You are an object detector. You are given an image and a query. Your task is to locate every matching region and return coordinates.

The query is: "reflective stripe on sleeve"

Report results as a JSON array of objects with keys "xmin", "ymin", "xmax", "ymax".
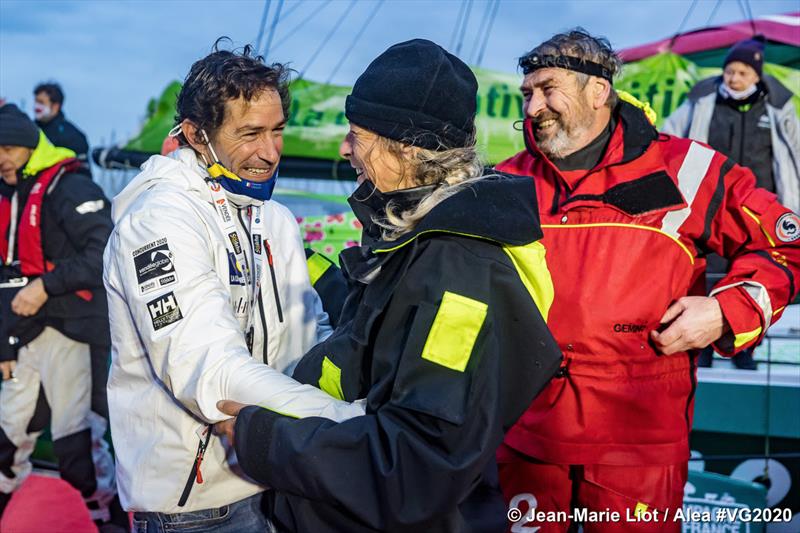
[{"xmin": 307, "ymin": 252, "xmax": 333, "ymax": 287}]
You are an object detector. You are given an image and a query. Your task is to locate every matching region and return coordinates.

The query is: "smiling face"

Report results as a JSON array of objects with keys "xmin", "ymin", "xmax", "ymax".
[
  {"xmin": 520, "ymin": 67, "xmax": 609, "ymax": 159},
  {"xmin": 202, "ymin": 89, "xmax": 286, "ymax": 183},
  {"xmin": 339, "ymin": 123, "xmax": 414, "ymax": 192}
]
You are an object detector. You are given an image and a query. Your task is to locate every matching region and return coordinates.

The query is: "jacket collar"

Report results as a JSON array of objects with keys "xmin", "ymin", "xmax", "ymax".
[
  {"xmin": 340, "ymin": 173, "xmax": 542, "ymax": 283},
  {"xmin": 522, "ymin": 100, "xmax": 659, "ymax": 184},
  {"xmin": 358, "ymin": 173, "xmax": 543, "ymax": 254},
  {"xmin": 23, "ymin": 131, "xmax": 76, "ymax": 177}
]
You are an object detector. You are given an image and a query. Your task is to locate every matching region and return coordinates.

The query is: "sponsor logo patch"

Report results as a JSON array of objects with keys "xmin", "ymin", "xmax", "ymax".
[
  {"xmin": 215, "ymin": 199, "xmax": 233, "ymax": 223},
  {"xmin": 228, "ymin": 252, "xmax": 246, "ymax": 285},
  {"xmin": 228, "ymin": 232, "xmax": 242, "ymax": 255},
  {"xmin": 775, "ymin": 212, "xmax": 800, "ymax": 243},
  {"xmin": 252, "ymin": 233, "xmax": 262, "ymax": 255},
  {"xmin": 139, "ymin": 281, "xmax": 156, "ymax": 294},
  {"xmin": 133, "ymin": 238, "xmax": 178, "ymax": 294},
  {"xmin": 613, "ymin": 323, "xmax": 647, "ymax": 334},
  {"xmin": 147, "ymin": 292, "xmax": 183, "ymax": 330}
]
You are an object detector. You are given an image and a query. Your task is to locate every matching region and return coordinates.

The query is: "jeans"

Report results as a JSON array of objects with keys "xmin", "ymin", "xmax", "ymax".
[{"xmin": 132, "ymin": 493, "xmax": 273, "ymax": 532}]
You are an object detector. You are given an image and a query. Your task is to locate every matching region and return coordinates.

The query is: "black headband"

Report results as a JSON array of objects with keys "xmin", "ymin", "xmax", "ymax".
[{"xmin": 519, "ymin": 54, "xmax": 613, "ymax": 82}]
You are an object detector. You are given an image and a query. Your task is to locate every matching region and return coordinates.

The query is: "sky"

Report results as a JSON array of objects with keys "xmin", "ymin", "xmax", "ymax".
[{"xmin": 1, "ymin": 0, "xmax": 797, "ymax": 149}]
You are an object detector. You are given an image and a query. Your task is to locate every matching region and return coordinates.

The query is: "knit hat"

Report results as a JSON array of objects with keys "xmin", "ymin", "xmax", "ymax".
[
  {"xmin": 0, "ymin": 104, "xmax": 40, "ymax": 148},
  {"xmin": 345, "ymin": 39, "xmax": 477, "ymax": 151},
  {"xmin": 724, "ymin": 38, "xmax": 765, "ymax": 77}
]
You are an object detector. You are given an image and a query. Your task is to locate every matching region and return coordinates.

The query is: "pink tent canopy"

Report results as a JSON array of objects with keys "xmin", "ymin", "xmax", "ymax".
[{"xmin": 619, "ymin": 12, "xmax": 800, "ymax": 62}]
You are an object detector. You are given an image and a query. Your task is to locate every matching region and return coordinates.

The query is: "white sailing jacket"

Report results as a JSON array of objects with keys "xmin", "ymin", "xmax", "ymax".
[{"xmin": 104, "ymin": 148, "xmax": 363, "ymax": 513}]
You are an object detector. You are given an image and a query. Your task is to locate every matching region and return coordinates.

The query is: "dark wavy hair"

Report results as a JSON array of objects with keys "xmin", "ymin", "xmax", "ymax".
[
  {"xmin": 34, "ymin": 82, "xmax": 64, "ymax": 106},
  {"xmin": 175, "ymin": 37, "xmax": 291, "ymax": 146}
]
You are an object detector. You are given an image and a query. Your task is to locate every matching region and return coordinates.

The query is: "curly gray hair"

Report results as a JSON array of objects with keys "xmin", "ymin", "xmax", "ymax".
[{"xmin": 519, "ymin": 28, "xmax": 622, "ymax": 108}]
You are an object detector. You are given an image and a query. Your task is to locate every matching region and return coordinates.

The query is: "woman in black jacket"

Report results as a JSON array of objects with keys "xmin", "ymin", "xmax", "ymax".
[{"xmin": 217, "ymin": 39, "xmax": 562, "ymax": 533}]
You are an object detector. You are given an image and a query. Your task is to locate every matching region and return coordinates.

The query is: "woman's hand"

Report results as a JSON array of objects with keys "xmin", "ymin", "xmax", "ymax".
[{"xmin": 214, "ymin": 400, "xmax": 248, "ymax": 445}]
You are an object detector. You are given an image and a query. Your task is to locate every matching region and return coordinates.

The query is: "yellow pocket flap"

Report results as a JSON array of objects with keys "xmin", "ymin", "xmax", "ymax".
[{"xmin": 421, "ymin": 291, "xmax": 488, "ymax": 372}]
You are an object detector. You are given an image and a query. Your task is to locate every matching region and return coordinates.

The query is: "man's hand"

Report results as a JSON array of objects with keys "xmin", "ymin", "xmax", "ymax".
[
  {"xmin": 214, "ymin": 400, "xmax": 248, "ymax": 446},
  {"xmin": 651, "ymin": 296, "xmax": 730, "ymax": 355},
  {"xmin": 0, "ymin": 361, "xmax": 16, "ymax": 381},
  {"xmin": 11, "ymin": 278, "xmax": 48, "ymax": 317}
]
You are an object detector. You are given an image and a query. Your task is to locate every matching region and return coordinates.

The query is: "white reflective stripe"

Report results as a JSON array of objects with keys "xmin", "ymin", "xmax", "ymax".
[
  {"xmin": 710, "ymin": 280, "xmax": 773, "ymax": 330},
  {"xmin": 660, "ymin": 142, "xmax": 715, "ymax": 237},
  {"xmin": 75, "ymin": 199, "xmax": 104, "ymax": 214},
  {"xmin": 6, "ymin": 192, "xmax": 18, "ymax": 265}
]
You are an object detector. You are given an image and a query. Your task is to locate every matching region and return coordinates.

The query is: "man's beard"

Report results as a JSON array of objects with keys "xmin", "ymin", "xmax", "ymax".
[{"xmin": 532, "ymin": 103, "xmax": 594, "ymax": 160}]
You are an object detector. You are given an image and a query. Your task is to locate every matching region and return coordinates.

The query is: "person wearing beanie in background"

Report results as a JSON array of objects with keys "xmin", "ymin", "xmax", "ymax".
[
  {"xmin": 33, "ymin": 82, "xmax": 90, "ymax": 164},
  {"xmin": 0, "ymin": 104, "xmax": 126, "ymax": 531},
  {"xmin": 214, "ymin": 38, "xmax": 562, "ymax": 533},
  {"xmin": 663, "ymin": 37, "xmax": 800, "ymax": 369}
]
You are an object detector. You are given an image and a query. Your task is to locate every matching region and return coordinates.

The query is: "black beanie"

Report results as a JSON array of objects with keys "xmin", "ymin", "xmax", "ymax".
[
  {"xmin": 724, "ymin": 38, "xmax": 765, "ymax": 77},
  {"xmin": 0, "ymin": 104, "xmax": 39, "ymax": 148},
  {"xmin": 345, "ymin": 39, "xmax": 478, "ymax": 151}
]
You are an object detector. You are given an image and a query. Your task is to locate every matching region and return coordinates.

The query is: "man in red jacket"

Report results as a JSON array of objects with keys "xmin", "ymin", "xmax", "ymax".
[{"xmin": 496, "ymin": 28, "xmax": 800, "ymax": 532}]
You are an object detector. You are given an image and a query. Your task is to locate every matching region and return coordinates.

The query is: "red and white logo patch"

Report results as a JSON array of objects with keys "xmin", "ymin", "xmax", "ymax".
[{"xmin": 775, "ymin": 212, "xmax": 800, "ymax": 243}]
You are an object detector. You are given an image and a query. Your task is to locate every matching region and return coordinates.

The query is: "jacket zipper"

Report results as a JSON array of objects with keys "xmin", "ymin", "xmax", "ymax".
[
  {"xmin": 236, "ymin": 209, "xmax": 269, "ymax": 362},
  {"xmin": 177, "ymin": 424, "xmax": 212, "ymax": 507},
  {"xmin": 264, "ymin": 239, "xmax": 284, "ymax": 323}
]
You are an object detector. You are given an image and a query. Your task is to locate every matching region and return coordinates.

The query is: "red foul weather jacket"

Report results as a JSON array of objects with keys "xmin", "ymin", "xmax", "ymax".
[{"xmin": 496, "ymin": 101, "xmax": 800, "ymax": 466}]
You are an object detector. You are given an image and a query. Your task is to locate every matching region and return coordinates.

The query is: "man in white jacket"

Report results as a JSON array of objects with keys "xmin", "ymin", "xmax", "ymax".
[{"xmin": 104, "ymin": 42, "xmax": 363, "ymax": 531}]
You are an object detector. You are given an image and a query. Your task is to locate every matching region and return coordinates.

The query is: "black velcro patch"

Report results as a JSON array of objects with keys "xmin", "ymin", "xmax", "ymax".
[
  {"xmin": 603, "ymin": 171, "xmax": 685, "ymax": 215},
  {"xmin": 565, "ymin": 171, "xmax": 685, "ymax": 215}
]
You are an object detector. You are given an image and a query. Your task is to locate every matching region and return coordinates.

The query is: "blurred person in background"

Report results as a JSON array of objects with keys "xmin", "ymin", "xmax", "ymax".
[
  {"xmin": 0, "ymin": 104, "xmax": 125, "ymax": 531},
  {"xmin": 33, "ymin": 82, "xmax": 90, "ymax": 166}
]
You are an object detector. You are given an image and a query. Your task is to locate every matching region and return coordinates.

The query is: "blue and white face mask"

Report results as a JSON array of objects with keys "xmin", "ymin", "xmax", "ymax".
[{"xmin": 170, "ymin": 125, "xmax": 278, "ymax": 201}]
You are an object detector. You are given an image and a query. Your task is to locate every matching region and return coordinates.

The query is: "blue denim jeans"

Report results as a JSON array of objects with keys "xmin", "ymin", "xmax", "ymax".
[{"xmin": 132, "ymin": 493, "xmax": 273, "ymax": 532}]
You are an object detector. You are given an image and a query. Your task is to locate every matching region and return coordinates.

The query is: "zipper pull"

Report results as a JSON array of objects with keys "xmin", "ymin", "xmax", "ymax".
[
  {"xmin": 195, "ymin": 426, "xmax": 210, "ymax": 484},
  {"xmin": 195, "ymin": 451, "xmax": 205, "ymax": 484},
  {"xmin": 264, "ymin": 239, "xmax": 274, "ymax": 267},
  {"xmin": 263, "ymin": 239, "xmax": 284, "ymax": 322}
]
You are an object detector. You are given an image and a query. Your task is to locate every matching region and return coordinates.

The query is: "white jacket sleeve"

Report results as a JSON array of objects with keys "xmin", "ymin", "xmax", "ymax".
[
  {"xmin": 661, "ymin": 100, "xmax": 693, "ymax": 137},
  {"xmin": 105, "ymin": 196, "xmax": 363, "ymax": 424}
]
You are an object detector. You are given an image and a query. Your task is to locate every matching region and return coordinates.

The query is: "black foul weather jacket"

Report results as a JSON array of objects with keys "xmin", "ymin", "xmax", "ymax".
[
  {"xmin": 233, "ymin": 174, "xmax": 563, "ymax": 533},
  {"xmin": 37, "ymin": 111, "xmax": 90, "ymax": 162},
  {"xmin": 0, "ymin": 140, "xmax": 112, "ymax": 353}
]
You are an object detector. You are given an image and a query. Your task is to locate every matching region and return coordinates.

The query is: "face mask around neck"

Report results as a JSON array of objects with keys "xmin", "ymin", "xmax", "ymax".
[{"xmin": 720, "ymin": 82, "xmax": 758, "ymax": 101}]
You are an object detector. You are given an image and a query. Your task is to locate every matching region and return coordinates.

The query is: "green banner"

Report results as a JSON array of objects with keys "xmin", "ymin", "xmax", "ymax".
[
  {"xmin": 123, "ymin": 70, "xmax": 526, "ymax": 163},
  {"xmin": 124, "ymin": 81, "xmax": 182, "ymax": 153},
  {"xmin": 125, "ymin": 56, "xmax": 798, "ymax": 158},
  {"xmin": 283, "ymin": 68, "xmax": 524, "ymax": 163}
]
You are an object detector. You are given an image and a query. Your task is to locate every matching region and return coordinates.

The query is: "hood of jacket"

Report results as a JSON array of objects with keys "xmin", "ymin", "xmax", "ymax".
[{"xmin": 112, "ymin": 147, "xmax": 262, "ymax": 224}]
